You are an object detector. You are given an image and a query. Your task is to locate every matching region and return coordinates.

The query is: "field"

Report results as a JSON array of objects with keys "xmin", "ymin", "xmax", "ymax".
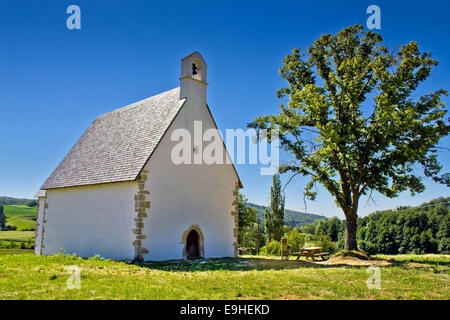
[
  {"xmin": 0, "ymin": 205, "xmax": 37, "ymax": 248},
  {"xmin": 0, "ymin": 250, "xmax": 448, "ymax": 300},
  {"xmin": 2, "ymin": 205, "xmax": 37, "ymax": 231},
  {"xmin": 0, "ymin": 231, "xmax": 35, "ymax": 242}
]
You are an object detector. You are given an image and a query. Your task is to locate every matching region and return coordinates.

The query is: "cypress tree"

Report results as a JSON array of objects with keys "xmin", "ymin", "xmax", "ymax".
[
  {"xmin": 0, "ymin": 205, "xmax": 6, "ymax": 230},
  {"xmin": 270, "ymin": 174, "xmax": 285, "ymax": 241}
]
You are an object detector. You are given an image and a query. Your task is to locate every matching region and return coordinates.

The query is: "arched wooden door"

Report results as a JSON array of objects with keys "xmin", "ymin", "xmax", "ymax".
[{"xmin": 186, "ymin": 230, "xmax": 200, "ymax": 259}]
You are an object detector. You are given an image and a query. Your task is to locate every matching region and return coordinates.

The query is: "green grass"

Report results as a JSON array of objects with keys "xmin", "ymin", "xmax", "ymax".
[
  {"xmin": 0, "ymin": 248, "xmax": 33, "ymax": 255},
  {"xmin": 0, "ymin": 251, "xmax": 448, "ymax": 300},
  {"xmin": 2, "ymin": 205, "xmax": 37, "ymax": 231},
  {"xmin": 3, "ymin": 205, "xmax": 37, "ymax": 218},
  {"xmin": 0, "ymin": 231, "xmax": 35, "ymax": 242},
  {"xmin": 6, "ymin": 217, "xmax": 36, "ymax": 230}
]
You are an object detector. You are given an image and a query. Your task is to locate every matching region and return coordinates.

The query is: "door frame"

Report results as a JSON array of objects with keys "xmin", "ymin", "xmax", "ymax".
[{"xmin": 181, "ymin": 225, "xmax": 205, "ymax": 259}]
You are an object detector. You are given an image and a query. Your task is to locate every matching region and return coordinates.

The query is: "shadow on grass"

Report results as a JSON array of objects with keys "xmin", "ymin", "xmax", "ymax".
[
  {"xmin": 0, "ymin": 248, "xmax": 34, "ymax": 255},
  {"xmin": 138, "ymin": 254, "xmax": 450, "ymax": 272},
  {"xmin": 138, "ymin": 256, "xmax": 373, "ymax": 272},
  {"xmin": 404, "ymin": 259, "xmax": 450, "ymax": 267}
]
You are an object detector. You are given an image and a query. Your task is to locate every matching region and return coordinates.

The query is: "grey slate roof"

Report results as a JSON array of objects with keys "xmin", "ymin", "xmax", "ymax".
[{"xmin": 41, "ymin": 88, "xmax": 186, "ymax": 190}]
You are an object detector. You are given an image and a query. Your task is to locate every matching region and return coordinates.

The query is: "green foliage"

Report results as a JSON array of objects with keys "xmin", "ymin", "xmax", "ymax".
[
  {"xmin": 250, "ymin": 25, "xmax": 449, "ymax": 250},
  {"xmin": 358, "ymin": 197, "xmax": 450, "ymax": 254},
  {"xmin": 26, "ymin": 238, "xmax": 34, "ymax": 250},
  {"xmin": 270, "ymin": 174, "xmax": 285, "ymax": 241},
  {"xmin": 264, "ymin": 174, "xmax": 285, "ymax": 242},
  {"xmin": 88, "ymin": 254, "xmax": 108, "ymax": 261},
  {"xmin": 284, "ymin": 229, "xmax": 306, "ymax": 252},
  {"xmin": 259, "ymin": 240, "xmax": 282, "ymax": 256},
  {"xmin": 326, "ymin": 217, "xmax": 341, "ymax": 242},
  {"xmin": 0, "ymin": 196, "xmax": 36, "ymax": 206},
  {"xmin": 315, "ymin": 219, "xmax": 328, "ymax": 236},
  {"xmin": 237, "ymin": 192, "xmax": 258, "ymax": 247},
  {"xmin": 314, "ymin": 234, "xmax": 337, "ymax": 254},
  {"xmin": 259, "ymin": 229, "xmax": 306, "ymax": 255},
  {"xmin": 300, "ymin": 224, "xmax": 316, "ymax": 234},
  {"xmin": 303, "ymin": 197, "xmax": 450, "ymax": 255},
  {"xmin": 0, "ymin": 206, "xmax": 5, "ymax": 230},
  {"xmin": 0, "ymin": 234, "xmax": 35, "ymax": 249},
  {"xmin": 247, "ymin": 203, "xmax": 326, "ymax": 228},
  {"xmin": 26, "ymin": 200, "xmax": 38, "ymax": 207},
  {"xmin": 263, "ymin": 208, "xmax": 273, "ymax": 242},
  {"xmin": 0, "ymin": 204, "xmax": 37, "ymax": 231}
]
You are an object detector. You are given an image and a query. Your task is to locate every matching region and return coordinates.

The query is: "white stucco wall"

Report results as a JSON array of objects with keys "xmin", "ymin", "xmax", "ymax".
[
  {"xmin": 39, "ymin": 182, "xmax": 137, "ymax": 260},
  {"xmin": 141, "ymin": 97, "xmax": 238, "ymax": 261}
]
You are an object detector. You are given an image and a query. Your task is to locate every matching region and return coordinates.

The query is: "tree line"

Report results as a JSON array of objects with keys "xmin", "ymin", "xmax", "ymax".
[
  {"xmin": 238, "ymin": 177, "xmax": 449, "ymax": 255},
  {"xmin": 296, "ymin": 197, "xmax": 449, "ymax": 255},
  {"xmin": 0, "ymin": 196, "xmax": 37, "ymax": 207}
]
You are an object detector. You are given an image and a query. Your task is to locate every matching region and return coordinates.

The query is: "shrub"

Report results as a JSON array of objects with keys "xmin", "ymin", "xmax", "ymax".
[
  {"xmin": 438, "ymin": 238, "xmax": 450, "ymax": 254},
  {"xmin": 358, "ymin": 240, "xmax": 377, "ymax": 255},
  {"xmin": 314, "ymin": 234, "xmax": 336, "ymax": 254},
  {"xmin": 259, "ymin": 241, "xmax": 281, "ymax": 256},
  {"xmin": 266, "ymin": 241, "xmax": 281, "ymax": 255},
  {"xmin": 26, "ymin": 238, "xmax": 34, "ymax": 249},
  {"xmin": 88, "ymin": 254, "xmax": 105, "ymax": 261},
  {"xmin": 259, "ymin": 246, "xmax": 268, "ymax": 256},
  {"xmin": 285, "ymin": 229, "xmax": 305, "ymax": 252}
]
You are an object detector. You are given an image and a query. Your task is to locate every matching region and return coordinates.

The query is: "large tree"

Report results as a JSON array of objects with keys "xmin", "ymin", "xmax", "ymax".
[{"xmin": 250, "ymin": 25, "xmax": 449, "ymax": 251}]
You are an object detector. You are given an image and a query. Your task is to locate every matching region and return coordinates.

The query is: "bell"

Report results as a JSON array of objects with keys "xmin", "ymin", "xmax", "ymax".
[{"xmin": 192, "ymin": 63, "xmax": 198, "ymax": 75}]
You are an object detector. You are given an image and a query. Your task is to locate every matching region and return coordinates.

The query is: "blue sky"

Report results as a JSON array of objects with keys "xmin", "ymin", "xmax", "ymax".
[{"xmin": 0, "ymin": 0, "xmax": 449, "ymax": 218}]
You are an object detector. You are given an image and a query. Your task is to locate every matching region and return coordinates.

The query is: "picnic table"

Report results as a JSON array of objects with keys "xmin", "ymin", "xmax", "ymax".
[{"xmin": 291, "ymin": 247, "xmax": 330, "ymax": 261}]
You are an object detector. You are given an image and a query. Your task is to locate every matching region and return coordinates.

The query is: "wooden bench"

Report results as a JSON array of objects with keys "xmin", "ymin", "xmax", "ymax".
[
  {"xmin": 313, "ymin": 252, "xmax": 330, "ymax": 261},
  {"xmin": 291, "ymin": 247, "xmax": 330, "ymax": 261}
]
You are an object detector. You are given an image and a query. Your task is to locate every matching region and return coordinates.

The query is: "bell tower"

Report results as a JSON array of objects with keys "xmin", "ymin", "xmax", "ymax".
[{"xmin": 180, "ymin": 52, "xmax": 208, "ymax": 106}]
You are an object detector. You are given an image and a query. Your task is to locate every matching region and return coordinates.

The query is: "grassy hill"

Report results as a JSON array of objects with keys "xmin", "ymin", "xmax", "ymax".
[
  {"xmin": 0, "ymin": 231, "xmax": 35, "ymax": 242},
  {"xmin": 2, "ymin": 205, "xmax": 37, "ymax": 231},
  {"xmin": 0, "ymin": 196, "xmax": 36, "ymax": 206},
  {"xmin": 247, "ymin": 203, "xmax": 326, "ymax": 228},
  {"xmin": 1, "ymin": 196, "xmax": 38, "ymax": 232}
]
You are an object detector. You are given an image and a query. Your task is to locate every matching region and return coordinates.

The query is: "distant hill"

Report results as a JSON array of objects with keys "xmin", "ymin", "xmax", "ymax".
[
  {"xmin": 0, "ymin": 196, "xmax": 36, "ymax": 206},
  {"xmin": 247, "ymin": 203, "xmax": 327, "ymax": 228}
]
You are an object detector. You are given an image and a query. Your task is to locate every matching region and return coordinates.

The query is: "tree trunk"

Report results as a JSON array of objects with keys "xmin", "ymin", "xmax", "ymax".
[{"xmin": 345, "ymin": 215, "xmax": 358, "ymax": 251}]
